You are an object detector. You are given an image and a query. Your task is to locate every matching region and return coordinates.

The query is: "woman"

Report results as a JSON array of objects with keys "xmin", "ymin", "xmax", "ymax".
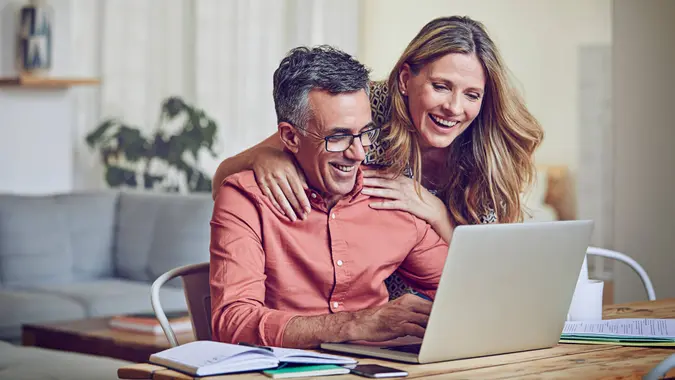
[{"xmin": 212, "ymin": 15, "xmax": 543, "ymax": 245}]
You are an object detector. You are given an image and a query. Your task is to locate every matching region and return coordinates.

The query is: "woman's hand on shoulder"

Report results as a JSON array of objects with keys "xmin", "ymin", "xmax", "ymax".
[
  {"xmin": 361, "ymin": 169, "xmax": 451, "ymax": 236},
  {"xmin": 253, "ymin": 146, "xmax": 310, "ymax": 221}
]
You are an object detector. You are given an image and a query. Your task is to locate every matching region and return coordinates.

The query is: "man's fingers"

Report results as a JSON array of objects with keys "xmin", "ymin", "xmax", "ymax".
[
  {"xmin": 396, "ymin": 294, "xmax": 433, "ymax": 315},
  {"xmin": 403, "ymin": 310, "xmax": 430, "ymax": 328},
  {"xmin": 402, "ymin": 323, "xmax": 426, "ymax": 338},
  {"xmin": 410, "ymin": 300, "xmax": 433, "ymax": 315}
]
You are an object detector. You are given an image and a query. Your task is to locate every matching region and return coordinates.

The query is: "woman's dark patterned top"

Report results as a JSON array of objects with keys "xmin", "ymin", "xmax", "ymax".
[{"xmin": 363, "ymin": 81, "xmax": 497, "ymax": 300}]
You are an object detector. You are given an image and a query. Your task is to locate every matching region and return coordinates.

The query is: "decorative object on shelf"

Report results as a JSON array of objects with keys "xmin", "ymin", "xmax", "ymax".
[
  {"xmin": 86, "ymin": 97, "xmax": 219, "ymax": 193},
  {"xmin": 17, "ymin": 0, "xmax": 53, "ymax": 75}
]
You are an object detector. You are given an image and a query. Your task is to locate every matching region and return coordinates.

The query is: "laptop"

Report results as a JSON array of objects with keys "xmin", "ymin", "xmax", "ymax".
[{"xmin": 321, "ymin": 220, "xmax": 594, "ymax": 364}]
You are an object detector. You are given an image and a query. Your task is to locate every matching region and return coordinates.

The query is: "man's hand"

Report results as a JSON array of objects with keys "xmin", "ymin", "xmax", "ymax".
[
  {"xmin": 282, "ymin": 293, "xmax": 432, "ymax": 348},
  {"xmin": 348, "ymin": 294, "xmax": 432, "ymax": 342}
]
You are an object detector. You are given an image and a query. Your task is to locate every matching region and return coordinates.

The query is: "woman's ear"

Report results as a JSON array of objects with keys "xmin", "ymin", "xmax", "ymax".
[
  {"xmin": 278, "ymin": 122, "xmax": 301, "ymax": 154},
  {"xmin": 398, "ymin": 63, "xmax": 412, "ymax": 96}
]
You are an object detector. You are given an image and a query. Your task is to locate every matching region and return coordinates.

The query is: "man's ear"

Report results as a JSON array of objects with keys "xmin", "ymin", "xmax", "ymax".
[
  {"xmin": 398, "ymin": 63, "xmax": 412, "ymax": 96},
  {"xmin": 278, "ymin": 122, "xmax": 301, "ymax": 154}
]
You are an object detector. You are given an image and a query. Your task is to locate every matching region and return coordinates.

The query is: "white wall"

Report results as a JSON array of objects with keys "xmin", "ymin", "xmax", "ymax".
[
  {"xmin": 359, "ymin": 0, "xmax": 612, "ymax": 171},
  {"xmin": 612, "ymin": 0, "xmax": 675, "ymax": 302},
  {"xmin": 0, "ymin": 0, "xmax": 98, "ymax": 194}
]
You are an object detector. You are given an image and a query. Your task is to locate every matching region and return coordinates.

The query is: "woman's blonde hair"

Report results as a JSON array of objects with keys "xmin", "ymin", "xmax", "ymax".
[{"xmin": 384, "ymin": 16, "xmax": 544, "ymax": 225}]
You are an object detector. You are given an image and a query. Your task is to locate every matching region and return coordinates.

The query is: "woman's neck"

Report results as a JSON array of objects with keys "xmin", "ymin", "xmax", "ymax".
[{"xmin": 419, "ymin": 145, "xmax": 449, "ymax": 190}]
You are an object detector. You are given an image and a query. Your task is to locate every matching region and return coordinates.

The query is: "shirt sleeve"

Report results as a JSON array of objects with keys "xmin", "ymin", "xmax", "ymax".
[
  {"xmin": 210, "ymin": 181, "xmax": 299, "ymax": 347},
  {"xmin": 395, "ymin": 218, "xmax": 449, "ymax": 300}
]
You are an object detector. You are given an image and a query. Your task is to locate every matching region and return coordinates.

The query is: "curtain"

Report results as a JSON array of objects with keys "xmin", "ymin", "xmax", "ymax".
[{"xmin": 70, "ymin": 0, "xmax": 360, "ymax": 190}]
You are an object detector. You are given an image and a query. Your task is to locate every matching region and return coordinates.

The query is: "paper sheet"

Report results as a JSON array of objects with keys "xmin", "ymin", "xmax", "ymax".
[{"xmin": 562, "ymin": 319, "xmax": 675, "ymax": 339}]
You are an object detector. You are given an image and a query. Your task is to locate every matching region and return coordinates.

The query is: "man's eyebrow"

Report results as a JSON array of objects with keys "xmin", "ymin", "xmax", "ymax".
[
  {"xmin": 327, "ymin": 123, "xmax": 376, "ymax": 135},
  {"xmin": 328, "ymin": 128, "xmax": 353, "ymax": 135}
]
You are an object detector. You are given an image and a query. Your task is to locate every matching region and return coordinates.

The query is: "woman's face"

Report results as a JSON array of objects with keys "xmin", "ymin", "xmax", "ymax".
[{"xmin": 399, "ymin": 53, "xmax": 486, "ymax": 149}]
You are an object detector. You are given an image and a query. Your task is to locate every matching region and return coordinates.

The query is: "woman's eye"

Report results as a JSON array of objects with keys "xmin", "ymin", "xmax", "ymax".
[
  {"xmin": 466, "ymin": 93, "xmax": 480, "ymax": 101},
  {"xmin": 432, "ymin": 83, "xmax": 448, "ymax": 91}
]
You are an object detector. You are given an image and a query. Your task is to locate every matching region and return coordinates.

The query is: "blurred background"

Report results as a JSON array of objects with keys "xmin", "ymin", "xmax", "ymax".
[{"xmin": 0, "ymin": 0, "xmax": 672, "ymax": 304}]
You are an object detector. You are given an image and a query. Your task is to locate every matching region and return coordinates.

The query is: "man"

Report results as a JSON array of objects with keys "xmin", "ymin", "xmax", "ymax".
[{"xmin": 210, "ymin": 46, "xmax": 448, "ymax": 349}]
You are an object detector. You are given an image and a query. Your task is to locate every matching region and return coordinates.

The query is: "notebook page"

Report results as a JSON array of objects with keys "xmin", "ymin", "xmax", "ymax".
[
  {"xmin": 562, "ymin": 319, "xmax": 675, "ymax": 339},
  {"xmin": 150, "ymin": 341, "xmax": 275, "ymax": 369},
  {"xmin": 271, "ymin": 347, "xmax": 357, "ymax": 364}
]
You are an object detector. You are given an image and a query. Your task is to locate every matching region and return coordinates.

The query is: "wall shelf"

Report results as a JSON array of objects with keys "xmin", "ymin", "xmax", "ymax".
[{"xmin": 0, "ymin": 75, "xmax": 100, "ymax": 89}]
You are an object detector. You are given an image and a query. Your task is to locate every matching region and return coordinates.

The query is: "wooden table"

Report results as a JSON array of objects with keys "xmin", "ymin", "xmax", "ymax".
[
  {"xmin": 118, "ymin": 299, "xmax": 675, "ymax": 379},
  {"xmin": 22, "ymin": 317, "xmax": 195, "ymax": 363}
]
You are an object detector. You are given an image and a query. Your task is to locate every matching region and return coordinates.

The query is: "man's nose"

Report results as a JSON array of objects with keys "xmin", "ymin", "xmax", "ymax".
[{"xmin": 345, "ymin": 136, "xmax": 366, "ymax": 161}]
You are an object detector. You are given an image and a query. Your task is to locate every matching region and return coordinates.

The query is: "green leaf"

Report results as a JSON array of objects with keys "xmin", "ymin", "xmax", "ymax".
[
  {"xmin": 162, "ymin": 97, "xmax": 185, "ymax": 119},
  {"xmin": 105, "ymin": 166, "xmax": 137, "ymax": 188},
  {"xmin": 143, "ymin": 173, "xmax": 164, "ymax": 190},
  {"xmin": 86, "ymin": 119, "xmax": 117, "ymax": 147},
  {"xmin": 89, "ymin": 95, "xmax": 220, "ymax": 193}
]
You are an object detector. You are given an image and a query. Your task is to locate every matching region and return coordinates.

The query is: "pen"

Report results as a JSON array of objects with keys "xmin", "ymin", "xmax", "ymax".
[{"xmin": 238, "ymin": 342, "xmax": 274, "ymax": 352}]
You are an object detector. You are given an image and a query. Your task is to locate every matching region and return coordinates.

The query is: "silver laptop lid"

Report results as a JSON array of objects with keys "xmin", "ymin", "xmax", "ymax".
[{"xmin": 418, "ymin": 220, "xmax": 593, "ymax": 363}]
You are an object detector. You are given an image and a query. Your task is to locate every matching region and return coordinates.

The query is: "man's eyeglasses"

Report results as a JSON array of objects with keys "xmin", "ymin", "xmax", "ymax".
[{"xmin": 323, "ymin": 127, "xmax": 382, "ymax": 153}]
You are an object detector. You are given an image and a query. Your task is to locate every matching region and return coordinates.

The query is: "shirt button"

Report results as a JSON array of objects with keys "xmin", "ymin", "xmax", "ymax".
[
  {"xmin": 311, "ymin": 193, "xmax": 317, "ymax": 199},
  {"xmin": 333, "ymin": 302, "xmax": 339, "ymax": 308},
  {"xmin": 331, "ymin": 213, "xmax": 336, "ymax": 219},
  {"xmin": 336, "ymin": 260, "xmax": 343, "ymax": 267}
]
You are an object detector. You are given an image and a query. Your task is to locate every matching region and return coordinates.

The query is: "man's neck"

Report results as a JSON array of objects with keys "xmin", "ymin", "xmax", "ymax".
[{"xmin": 323, "ymin": 195, "xmax": 342, "ymax": 210}]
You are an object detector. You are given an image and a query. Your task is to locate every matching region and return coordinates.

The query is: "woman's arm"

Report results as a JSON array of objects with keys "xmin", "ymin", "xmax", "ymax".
[
  {"xmin": 211, "ymin": 132, "xmax": 283, "ymax": 199},
  {"xmin": 211, "ymin": 132, "xmax": 310, "ymax": 222}
]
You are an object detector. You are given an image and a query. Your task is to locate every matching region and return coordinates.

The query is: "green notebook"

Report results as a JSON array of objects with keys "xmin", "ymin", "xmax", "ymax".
[
  {"xmin": 263, "ymin": 364, "xmax": 350, "ymax": 379},
  {"xmin": 560, "ymin": 318, "xmax": 675, "ymax": 347}
]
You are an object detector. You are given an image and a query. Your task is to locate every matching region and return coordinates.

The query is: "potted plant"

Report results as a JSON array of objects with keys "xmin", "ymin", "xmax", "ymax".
[{"xmin": 86, "ymin": 96, "xmax": 218, "ymax": 193}]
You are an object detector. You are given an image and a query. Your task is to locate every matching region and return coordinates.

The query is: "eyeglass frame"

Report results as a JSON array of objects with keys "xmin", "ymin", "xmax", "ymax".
[{"xmin": 319, "ymin": 125, "xmax": 382, "ymax": 153}]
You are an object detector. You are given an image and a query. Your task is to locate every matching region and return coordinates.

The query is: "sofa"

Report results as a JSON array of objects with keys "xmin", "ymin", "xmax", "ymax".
[{"xmin": 0, "ymin": 189, "xmax": 214, "ymax": 342}]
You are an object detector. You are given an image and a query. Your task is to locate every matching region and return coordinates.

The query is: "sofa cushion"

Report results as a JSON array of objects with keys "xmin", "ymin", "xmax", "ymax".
[
  {"xmin": 20, "ymin": 278, "xmax": 188, "ymax": 317},
  {"xmin": 55, "ymin": 192, "xmax": 118, "ymax": 280},
  {"xmin": 0, "ymin": 195, "xmax": 74, "ymax": 286},
  {"xmin": 0, "ymin": 340, "xmax": 130, "ymax": 380},
  {"xmin": 0, "ymin": 290, "xmax": 87, "ymax": 341},
  {"xmin": 115, "ymin": 191, "xmax": 212, "ymax": 282}
]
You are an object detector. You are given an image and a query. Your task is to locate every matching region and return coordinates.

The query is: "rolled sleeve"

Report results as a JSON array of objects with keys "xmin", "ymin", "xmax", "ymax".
[{"xmin": 210, "ymin": 180, "xmax": 299, "ymax": 346}]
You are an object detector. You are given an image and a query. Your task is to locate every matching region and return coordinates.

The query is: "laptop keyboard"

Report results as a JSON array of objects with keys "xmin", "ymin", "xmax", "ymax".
[{"xmin": 383, "ymin": 343, "xmax": 421, "ymax": 354}]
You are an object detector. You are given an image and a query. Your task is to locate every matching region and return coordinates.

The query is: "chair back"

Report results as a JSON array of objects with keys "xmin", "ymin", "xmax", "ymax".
[
  {"xmin": 181, "ymin": 264, "xmax": 212, "ymax": 341},
  {"xmin": 151, "ymin": 262, "xmax": 211, "ymax": 347},
  {"xmin": 586, "ymin": 247, "xmax": 656, "ymax": 301}
]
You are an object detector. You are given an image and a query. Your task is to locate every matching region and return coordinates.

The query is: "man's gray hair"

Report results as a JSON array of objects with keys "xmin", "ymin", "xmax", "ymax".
[{"xmin": 273, "ymin": 45, "xmax": 371, "ymax": 131}]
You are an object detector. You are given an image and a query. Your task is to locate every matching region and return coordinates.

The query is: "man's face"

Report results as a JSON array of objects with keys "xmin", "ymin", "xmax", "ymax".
[{"xmin": 295, "ymin": 89, "xmax": 373, "ymax": 204}]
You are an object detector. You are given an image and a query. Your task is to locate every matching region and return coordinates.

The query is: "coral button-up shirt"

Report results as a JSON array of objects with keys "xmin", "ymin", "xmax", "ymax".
[{"xmin": 209, "ymin": 170, "xmax": 448, "ymax": 347}]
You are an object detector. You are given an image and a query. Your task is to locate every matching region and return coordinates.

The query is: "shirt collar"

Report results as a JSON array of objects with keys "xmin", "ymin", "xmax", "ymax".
[{"xmin": 304, "ymin": 168, "xmax": 365, "ymax": 209}]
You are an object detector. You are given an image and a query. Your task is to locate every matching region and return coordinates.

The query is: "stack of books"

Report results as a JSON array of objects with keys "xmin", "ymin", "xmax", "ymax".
[{"xmin": 109, "ymin": 311, "xmax": 192, "ymax": 335}]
